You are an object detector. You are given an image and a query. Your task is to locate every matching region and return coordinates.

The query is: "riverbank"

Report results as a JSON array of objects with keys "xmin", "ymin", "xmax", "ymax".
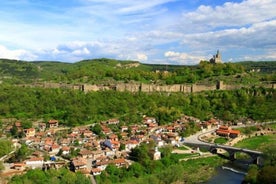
[{"xmin": 118, "ymin": 156, "xmax": 227, "ymax": 184}]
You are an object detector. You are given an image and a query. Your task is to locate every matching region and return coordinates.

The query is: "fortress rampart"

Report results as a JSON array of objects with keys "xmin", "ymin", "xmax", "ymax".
[{"xmin": 21, "ymin": 81, "xmax": 275, "ymax": 93}]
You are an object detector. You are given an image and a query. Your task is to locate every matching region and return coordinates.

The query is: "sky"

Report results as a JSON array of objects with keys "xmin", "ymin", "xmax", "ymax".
[{"xmin": 0, "ymin": 0, "xmax": 275, "ymax": 65}]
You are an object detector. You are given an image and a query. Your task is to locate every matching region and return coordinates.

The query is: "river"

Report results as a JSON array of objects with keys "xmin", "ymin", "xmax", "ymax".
[{"xmin": 207, "ymin": 161, "xmax": 248, "ymax": 184}]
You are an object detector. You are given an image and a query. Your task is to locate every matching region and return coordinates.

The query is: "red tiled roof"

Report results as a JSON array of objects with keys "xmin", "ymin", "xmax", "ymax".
[
  {"xmin": 216, "ymin": 130, "xmax": 229, "ymax": 135},
  {"xmin": 62, "ymin": 146, "xmax": 70, "ymax": 151},
  {"xmin": 48, "ymin": 120, "xmax": 58, "ymax": 124},
  {"xmin": 72, "ymin": 159, "xmax": 86, "ymax": 167},
  {"xmin": 218, "ymin": 126, "xmax": 229, "ymax": 130},
  {"xmin": 79, "ymin": 149, "xmax": 93, "ymax": 155},
  {"xmin": 229, "ymin": 130, "xmax": 240, "ymax": 135},
  {"xmin": 13, "ymin": 163, "xmax": 25, "ymax": 167},
  {"xmin": 91, "ymin": 168, "xmax": 102, "ymax": 173},
  {"xmin": 27, "ymin": 157, "xmax": 44, "ymax": 162}
]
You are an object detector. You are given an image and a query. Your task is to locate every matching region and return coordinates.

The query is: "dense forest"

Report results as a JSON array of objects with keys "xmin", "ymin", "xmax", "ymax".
[
  {"xmin": 0, "ymin": 85, "xmax": 275, "ymax": 126},
  {"xmin": 0, "ymin": 58, "xmax": 275, "ymax": 125}
]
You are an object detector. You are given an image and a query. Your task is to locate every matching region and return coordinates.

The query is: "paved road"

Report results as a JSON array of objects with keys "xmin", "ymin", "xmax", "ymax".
[
  {"xmin": 183, "ymin": 122, "xmax": 274, "ymax": 145},
  {"xmin": 183, "ymin": 128, "xmax": 216, "ymax": 145}
]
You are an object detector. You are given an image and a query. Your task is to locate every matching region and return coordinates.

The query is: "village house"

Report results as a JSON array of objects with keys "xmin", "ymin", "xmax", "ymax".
[
  {"xmin": 71, "ymin": 157, "xmax": 87, "ymax": 171},
  {"xmin": 201, "ymin": 121, "xmax": 212, "ymax": 130},
  {"xmin": 106, "ymin": 118, "xmax": 120, "ymax": 125},
  {"xmin": 129, "ymin": 125, "xmax": 140, "ymax": 134},
  {"xmin": 120, "ymin": 132, "xmax": 128, "ymax": 139},
  {"xmin": 143, "ymin": 116, "xmax": 157, "ymax": 124},
  {"xmin": 91, "ymin": 168, "xmax": 102, "ymax": 176},
  {"xmin": 25, "ymin": 157, "xmax": 44, "ymax": 168},
  {"xmin": 79, "ymin": 149, "xmax": 93, "ymax": 158},
  {"xmin": 61, "ymin": 146, "xmax": 70, "ymax": 155},
  {"xmin": 108, "ymin": 134, "xmax": 118, "ymax": 141},
  {"xmin": 92, "ymin": 155, "xmax": 108, "ymax": 167},
  {"xmin": 83, "ymin": 129, "xmax": 93, "ymax": 137},
  {"xmin": 216, "ymin": 125, "xmax": 240, "ymax": 138},
  {"xmin": 165, "ymin": 126, "xmax": 174, "ymax": 133},
  {"xmin": 104, "ymin": 148, "xmax": 116, "ymax": 158},
  {"xmin": 92, "ymin": 150, "xmax": 105, "ymax": 160},
  {"xmin": 124, "ymin": 139, "xmax": 139, "ymax": 152},
  {"xmin": 48, "ymin": 120, "xmax": 59, "ymax": 128},
  {"xmin": 110, "ymin": 140, "xmax": 120, "ymax": 150},
  {"xmin": 35, "ymin": 131, "xmax": 45, "ymax": 138},
  {"xmin": 135, "ymin": 134, "xmax": 145, "ymax": 142},
  {"xmin": 147, "ymin": 122, "xmax": 158, "ymax": 130},
  {"xmin": 24, "ymin": 128, "xmax": 36, "ymax": 138},
  {"xmin": 59, "ymin": 138, "xmax": 71, "ymax": 146},
  {"xmin": 101, "ymin": 125, "xmax": 112, "ymax": 135},
  {"xmin": 14, "ymin": 121, "xmax": 23, "ymax": 133},
  {"xmin": 121, "ymin": 126, "xmax": 128, "ymax": 132},
  {"xmin": 45, "ymin": 129, "xmax": 55, "ymax": 136},
  {"xmin": 95, "ymin": 160, "xmax": 109, "ymax": 170},
  {"xmin": 71, "ymin": 128, "xmax": 80, "ymax": 134},
  {"xmin": 110, "ymin": 158, "xmax": 128, "ymax": 168},
  {"xmin": 91, "ymin": 140, "xmax": 100, "ymax": 149},
  {"xmin": 50, "ymin": 143, "xmax": 60, "ymax": 155},
  {"xmin": 11, "ymin": 162, "xmax": 26, "ymax": 171},
  {"xmin": 38, "ymin": 123, "xmax": 46, "ymax": 131},
  {"xmin": 32, "ymin": 150, "xmax": 43, "ymax": 158}
]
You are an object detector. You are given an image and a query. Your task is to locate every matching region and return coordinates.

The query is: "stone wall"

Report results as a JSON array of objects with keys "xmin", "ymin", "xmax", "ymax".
[
  {"xmin": 116, "ymin": 83, "xmax": 140, "ymax": 92},
  {"xmin": 20, "ymin": 81, "xmax": 275, "ymax": 94},
  {"xmin": 192, "ymin": 84, "xmax": 217, "ymax": 92}
]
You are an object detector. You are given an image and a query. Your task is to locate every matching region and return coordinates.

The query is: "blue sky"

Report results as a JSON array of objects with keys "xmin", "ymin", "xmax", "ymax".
[{"xmin": 0, "ymin": 0, "xmax": 275, "ymax": 64}]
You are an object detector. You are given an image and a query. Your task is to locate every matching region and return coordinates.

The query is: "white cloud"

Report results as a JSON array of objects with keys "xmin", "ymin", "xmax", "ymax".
[
  {"xmin": 183, "ymin": 0, "xmax": 276, "ymax": 28},
  {"xmin": 136, "ymin": 53, "xmax": 148, "ymax": 61},
  {"xmin": 164, "ymin": 51, "xmax": 206, "ymax": 65},
  {"xmin": 0, "ymin": 45, "xmax": 37, "ymax": 61},
  {"xmin": 72, "ymin": 47, "xmax": 90, "ymax": 56},
  {"xmin": 181, "ymin": 19, "xmax": 276, "ymax": 50},
  {"xmin": 118, "ymin": 53, "xmax": 148, "ymax": 62}
]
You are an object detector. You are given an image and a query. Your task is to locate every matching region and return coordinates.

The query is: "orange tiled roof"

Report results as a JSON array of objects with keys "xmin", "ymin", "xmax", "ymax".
[
  {"xmin": 229, "ymin": 130, "xmax": 240, "ymax": 135},
  {"xmin": 218, "ymin": 125, "xmax": 229, "ymax": 130},
  {"xmin": 48, "ymin": 120, "xmax": 58, "ymax": 124}
]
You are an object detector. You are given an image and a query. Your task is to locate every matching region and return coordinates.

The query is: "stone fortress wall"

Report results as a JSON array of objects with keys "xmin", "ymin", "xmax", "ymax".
[
  {"xmin": 82, "ymin": 81, "xmax": 275, "ymax": 93},
  {"xmin": 22, "ymin": 81, "xmax": 275, "ymax": 93}
]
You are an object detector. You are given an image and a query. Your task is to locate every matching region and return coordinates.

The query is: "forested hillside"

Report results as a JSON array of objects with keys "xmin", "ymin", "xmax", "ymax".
[
  {"xmin": 0, "ymin": 58, "xmax": 275, "ymax": 85},
  {"xmin": 0, "ymin": 58, "xmax": 275, "ymax": 126},
  {"xmin": 0, "ymin": 85, "xmax": 275, "ymax": 126}
]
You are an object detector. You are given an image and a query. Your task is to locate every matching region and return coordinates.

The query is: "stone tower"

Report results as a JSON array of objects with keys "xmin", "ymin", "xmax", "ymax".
[{"xmin": 210, "ymin": 50, "xmax": 222, "ymax": 64}]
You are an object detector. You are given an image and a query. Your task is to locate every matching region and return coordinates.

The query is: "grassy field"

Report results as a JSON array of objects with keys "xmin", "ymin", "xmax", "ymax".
[
  {"xmin": 171, "ymin": 153, "xmax": 199, "ymax": 160},
  {"xmin": 214, "ymin": 137, "xmax": 228, "ymax": 144},
  {"xmin": 176, "ymin": 146, "xmax": 189, "ymax": 150},
  {"xmin": 234, "ymin": 134, "xmax": 276, "ymax": 151},
  {"xmin": 267, "ymin": 122, "xmax": 276, "ymax": 130}
]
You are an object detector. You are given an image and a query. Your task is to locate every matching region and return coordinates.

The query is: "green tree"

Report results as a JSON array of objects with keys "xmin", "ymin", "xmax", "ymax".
[
  {"xmin": 257, "ymin": 165, "xmax": 276, "ymax": 184},
  {"xmin": 15, "ymin": 144, "xmax": 30, "ymax": 162},
  {"xmin": 128, "ymin": 162, "xmax": 145, "ymax": 178},
  {"xmin": 91, "ymin": 124, "xmax": 104, "ymax": 137},
  {"xmin": 244, "ymin": 164, "xmax": 258, "ymax": 184},
  {"xmin": 0, "ymin": 161, "xmax": 5, "ymax": 173},
  {"xmin": 0, "ymin": 139, "xmax": 13, "ymax": 157}
]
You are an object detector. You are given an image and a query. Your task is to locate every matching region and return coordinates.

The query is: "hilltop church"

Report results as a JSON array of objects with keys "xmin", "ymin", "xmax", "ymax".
[{"xmin": 209, "ymin": 50, "xmax": 222, "ymax": 64}]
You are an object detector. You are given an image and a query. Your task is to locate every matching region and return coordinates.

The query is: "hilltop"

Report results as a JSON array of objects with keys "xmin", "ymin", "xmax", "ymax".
[{"xmin": 0, "ymin": 58, "xmax": 275, "ymax": 86}]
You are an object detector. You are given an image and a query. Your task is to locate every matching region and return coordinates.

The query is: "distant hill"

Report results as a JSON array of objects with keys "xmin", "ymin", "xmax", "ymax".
[
  {"xmin": 0, "ymin": 58, "xmax": 275, "ymax": 85},
  {"xmin": 236, "ymin": 61, "xmax": 276, "ymax": 73}
]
